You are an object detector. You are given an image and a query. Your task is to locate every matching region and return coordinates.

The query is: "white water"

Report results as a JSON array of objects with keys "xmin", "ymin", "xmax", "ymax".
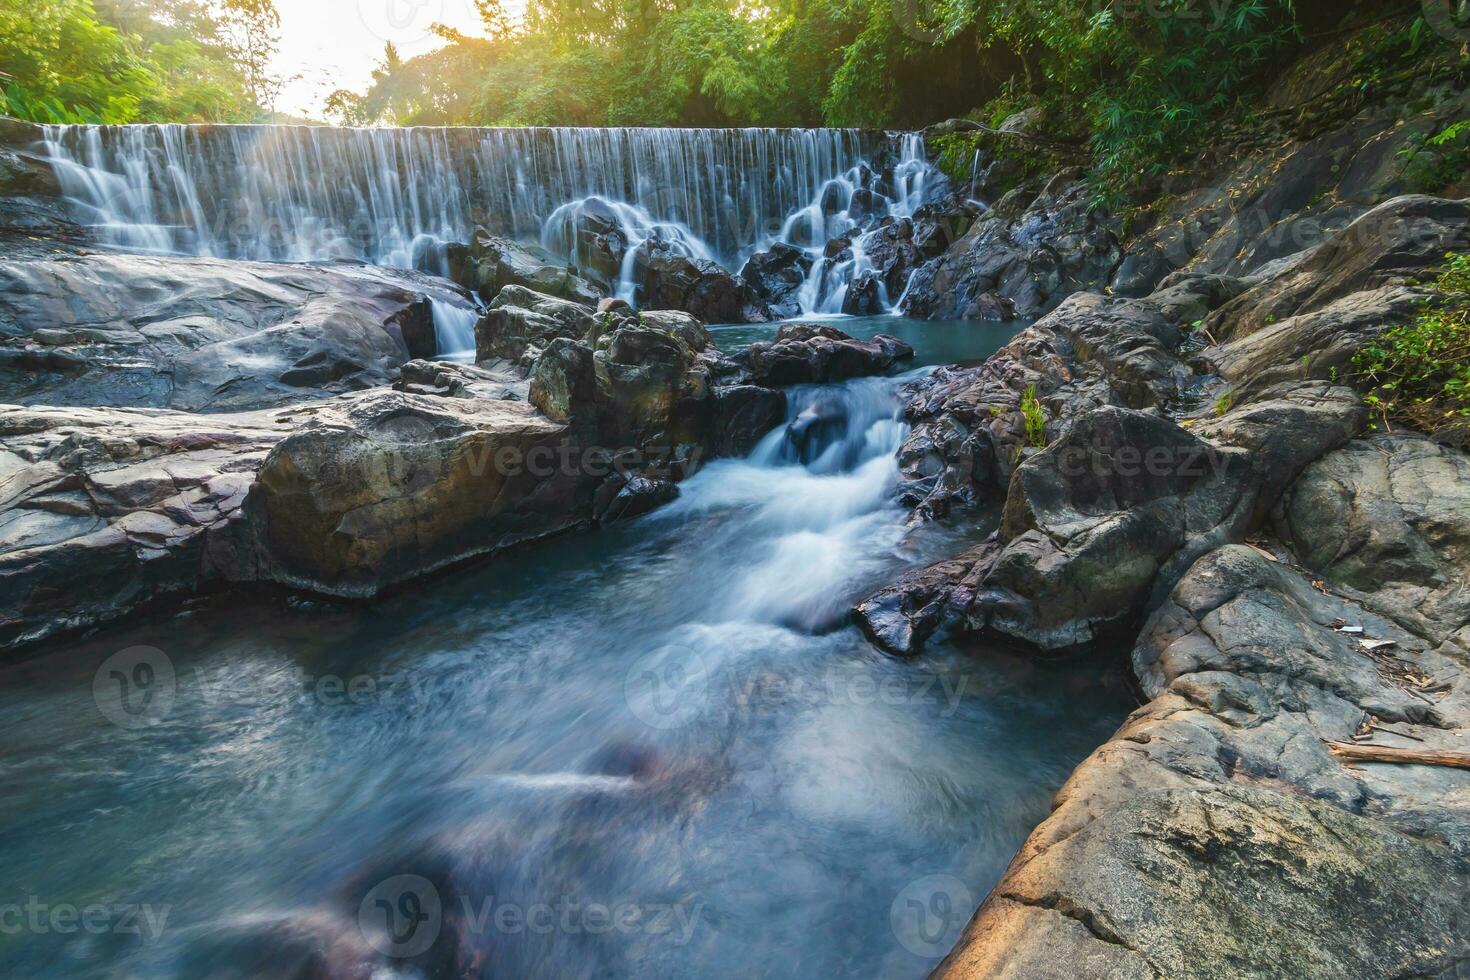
[
  {"xmin": 428, "ymin": 297, "xmax": 481, "ymax": 360},
  {"xmin": 38, "ymin": 125, "xmax": 943, "ymax": 319}
]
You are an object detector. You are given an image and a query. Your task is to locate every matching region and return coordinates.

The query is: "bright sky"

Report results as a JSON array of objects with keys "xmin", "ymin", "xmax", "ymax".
[{"xmin": 271, "ymin": 0, "xmax": 490, "ymax": 120}]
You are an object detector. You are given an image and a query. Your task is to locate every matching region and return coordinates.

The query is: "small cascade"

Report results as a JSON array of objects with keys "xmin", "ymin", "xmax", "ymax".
[
  {"xmin": 429, "ymin": 297, "xmax": 481, "ymax": 360},
  {"xmin": 540, "ymin": 195, "xmax": 715, "ymax": 303}
]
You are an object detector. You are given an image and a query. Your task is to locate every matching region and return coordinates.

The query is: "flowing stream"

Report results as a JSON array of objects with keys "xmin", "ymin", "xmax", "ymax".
[{"xmin": 0, "ymin": 325, "xmax": 1129, "ymax": 978}]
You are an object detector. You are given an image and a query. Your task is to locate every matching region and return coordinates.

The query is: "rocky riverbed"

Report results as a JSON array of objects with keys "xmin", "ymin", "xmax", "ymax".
[{"xmin": 2, "ymin": 57, "xmax": 1469, "ymax": 976}]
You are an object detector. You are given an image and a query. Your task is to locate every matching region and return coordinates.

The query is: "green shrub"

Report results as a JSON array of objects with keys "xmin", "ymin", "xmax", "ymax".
[
  {"xmin": 1020, "ymin": 384, "xmax": 1047, "ymax": 449},
  {"xmin": 1213, "ymin": 389, "xmax": 1235, "ymax": 417},
  {"xmin": 1353, "ymin": 252, "xmax": 1470, "ymax": 447}
]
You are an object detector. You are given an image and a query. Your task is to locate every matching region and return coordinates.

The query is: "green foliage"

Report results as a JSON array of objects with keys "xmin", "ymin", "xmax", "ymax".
[
  {"xmin": 1020, "ymin": 384, "xmax": 1046, "ymax": 449},
  {"xmin": 1213, "ymin": 389, "xmax": 1235, "ymax": 417},
  {"xmin": 1353, "ymin": 253, "xmax": 1470, "ymax": 448},
  {"xmin": 0, "ymin": 0, "xmax": 278, "ymax": 123},
  {"xmin": 1396, "ymin": 118, "xmax": 1470, "ymax": 195}
]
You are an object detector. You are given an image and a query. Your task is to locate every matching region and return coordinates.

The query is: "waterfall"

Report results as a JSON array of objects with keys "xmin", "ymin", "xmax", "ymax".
[
  {"xmin": 39, "ymin": 124, "xmax": 941, "ymax": 319},
  {"xmin": 429, "ymin": 297, "xmax": 481, "ymax": 360}
]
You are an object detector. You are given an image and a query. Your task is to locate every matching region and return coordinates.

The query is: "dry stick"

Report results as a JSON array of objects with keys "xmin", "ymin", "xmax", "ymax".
[{"xmin": 1327, "ymin": 742, "xmax": 1470, "ymax": 770}]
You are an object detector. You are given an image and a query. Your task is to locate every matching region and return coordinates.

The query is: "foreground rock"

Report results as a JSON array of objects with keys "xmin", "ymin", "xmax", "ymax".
[
  {"xmin": 0, "ymin": 251, "xmax": 444, "ymax": 411},
  {"xmin": 938, "ymin": 543, "xmax": 1470, "ymax": 978}
]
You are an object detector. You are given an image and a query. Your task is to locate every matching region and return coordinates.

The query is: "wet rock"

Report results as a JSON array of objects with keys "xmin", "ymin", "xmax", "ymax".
[
  {"xmin": 840, "ymin": 273, "xmax": 884, "ymax": 315},
  {"xmin": 0, "ymin": 252, "xmax": 442, "ymax": 411},
  {"xmin": 853, "ymin": 542, "xmax": 998, "ymax": 656},
  {"xmin": 738, "ymin": 323, "xmax": 913, "ymax": 387},
  {"xmin": 632, "ymin": 242, "xmax": 770, "ymax": 323},
  {"xmin": 0, "ymin": 401, "xmax": 284, "ymax": 651},
  {"xmin": 449, "ymin": 231, "xmax": 603, "ymax": 306},
  {"xmin": 896, "ymin": 292, "xmax": 1191, "ymax": 519},
  {"xmin": 739, "ymin": 243, "xmax": 813, "ymax": 320},
  {"xmin": 710, "ymin": 385, "xmax": 786, "ymax": 457},
  {"xmin": 474, "ymin": 285, "xmax": 596, "ymax": 364},
  {"xmin": 593, "ymin": 474, "xmax": 679, "ymax": 523}
]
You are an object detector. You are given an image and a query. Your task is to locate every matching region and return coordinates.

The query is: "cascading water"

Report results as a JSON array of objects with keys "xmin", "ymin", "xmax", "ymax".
[
  {"xmin": 39, "ymin": 125, "xmax": 944, "ymax": 320},
  {"xmin": 428, "ymin": 297, "xmax": 482, "ymax": 360}
]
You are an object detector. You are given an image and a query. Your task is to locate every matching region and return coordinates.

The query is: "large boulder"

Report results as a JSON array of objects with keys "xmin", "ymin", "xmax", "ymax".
[
  {"xmin": 902, "ymin": 174, "xmax": 1120, "ymax": 321},
  {"xmin": 738, "ymin": 323, "xmax": 913, "ymax": 387},
  {"xmin": 449, "ymin": 231, "xmax": 603, "ymax": 306},
  {"xmin": 1277, "ymin": 433, "xmax": 1470, "ymax": 650},
  {"xmin": 865, "ymin": 383, "xmax": 1365, "ymax": 654},
  {"xmin": 0, "ymin": 401, "xmax": 284, "ymax": 651},
  {"xmin": 243, "ymin": 387, "xmax": 587, "ymax": 597},
  {"xmin": 938, "ymin": 544, "xmax": 1470, "ymax": 979},
  {"xmin": 0, "ymin": 252, "xmax": 442, "ymax": 411},
  {"xmin": 896, "ymin": 292, "xmax": 1191, "ymax": 519},
  {"xmin": 474, "ymin": 285, "xmax": 597, "ymax": 364},
  {"xmin": 632, "ymin": 243, "xmax": 770, "ymax": 324}
]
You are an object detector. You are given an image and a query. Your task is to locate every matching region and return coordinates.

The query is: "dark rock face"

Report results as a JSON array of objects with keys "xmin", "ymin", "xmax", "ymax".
[
  {"xmin": 710, "ymin": 385, "xmax": 787, "ymax": 457},
  {"xmin": 840, "ymin": 273, "xmax": 884, "ymax": 315},
  {"xmin": 449, "ymin": 231, "xmax": 603, "ymax": 306},
  {"xmin": 939, "ymin": 544, "xmax": 1470, "ymax": 979},
  {"xmin": 0, "ymin": 252, "xmax": 441, "ymax": 411},
  {"xmin": 902, "ymin": 176, "xmax": 1121, "ymax": 321},
  {"xmin": 737, "ymin": 323, "xmax": 913, "ymax": 387},
  {"xmin": 474, "ymin": 285, "xmax": 597, "ymax": 365},
  {"xmin": 0, "ymin": 118, "xmax": 84, "ymax": 243},
  {"xmin": 632, "ymin": 242, "xmax": 770, "ymax": 324},
  {"xmin": 1112, "ymin": 96, "xmax": 1470, "ymax": 296},
  {"xmin": 739, "ymin": 243, "xmax": 812, "ymax": 320}
]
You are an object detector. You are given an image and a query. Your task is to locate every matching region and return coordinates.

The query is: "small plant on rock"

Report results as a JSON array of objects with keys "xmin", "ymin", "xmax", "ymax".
[
  {"xmin": 1021, "ymin": 384, "xmax": 1047, "ymax": 449},
  {"xmin": 1353, "ymin": 252, "xmax": 1470, "ymax": 448}
]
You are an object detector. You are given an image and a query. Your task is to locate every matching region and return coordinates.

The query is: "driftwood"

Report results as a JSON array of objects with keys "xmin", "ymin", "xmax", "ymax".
[{"xmin": 1327, "ymin": 741, "xmax": 1470, "ymax": 770}]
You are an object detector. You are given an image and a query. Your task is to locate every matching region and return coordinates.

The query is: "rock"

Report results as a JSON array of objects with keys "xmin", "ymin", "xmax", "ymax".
[
  {"xmin": 738, "ymin": 324, "xmax": 913, "ymax": 387},
  {"xmin": 939, "ymin": 544, "xmax": 1470, "ymax": 979},
  {"xmin": 540, "ymin": 197, "xmax": 629, "ymax": 285},
  {"xmin": 394, "ymin": 359, "xmax": 526, "ymax": 401},
  {"xmin": 1145, "ymin": 270, "xmax": 1253, "ymax": 324},
  {"xmin": 632, "ymin": 242, "xmax": 770, "ymax": 323},
  {"xmin": 474, "ymin": 285, "xmax": 596, "ymax": 364},
  {"xmin": 1204, "ymin": 196, "xmax": 1470, "ymax": 344},
  {"xmin": 593, "ymin": 474, "xmax": 679, "ymax": 523},
  {"xmin": 710, "ymin": 385, "xmax": 786, "ymax": 457},
  {"xmin": 896, "ymin": 293, "xmax": 1191, "ymax": 519},
  {"xmin": 0, "ymin": 401, "xmax": 284, "ymax": 651},
  {"xmin": 528, "ymin": 313, "xmax": 716, "ymax": 475},
  {"xmin": 852, "ymin": 542, "xmax": 997, "ymax": 656},
  {"xmin": 840, "ymin": 272, "xmax": 884, "ymax": 315},
  {"xmin": 0, "ymin": 117, "xmax": 84, "ymax": 243},
  {"xmin": 0, "ymin": 252, "xmax": 441, "ymax": 411},
  {"xmin": 243, "ymin": 388, "xmax": 587, "ymax": 598},
  {"xmin": 1277, "ymin": 433, "xmax": 1470, "ymax": 650},
  {"xmin": 878, "ymin": 382, "xmax": 1364, "ymax": 653},
  {"xmin": 903, "ymin": 177, "xmax": 1120, "ymax": 321},
  {"xmin": 739, "ymin": 243, "xmax": 813, "ymax": 320},
  {"xmin": 597, "ymin": 297, "xmax": 632, "ymax": 315},
  {"xmin": 449, "ymin": 231, "xmax": 603, "ymax": 306}
]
